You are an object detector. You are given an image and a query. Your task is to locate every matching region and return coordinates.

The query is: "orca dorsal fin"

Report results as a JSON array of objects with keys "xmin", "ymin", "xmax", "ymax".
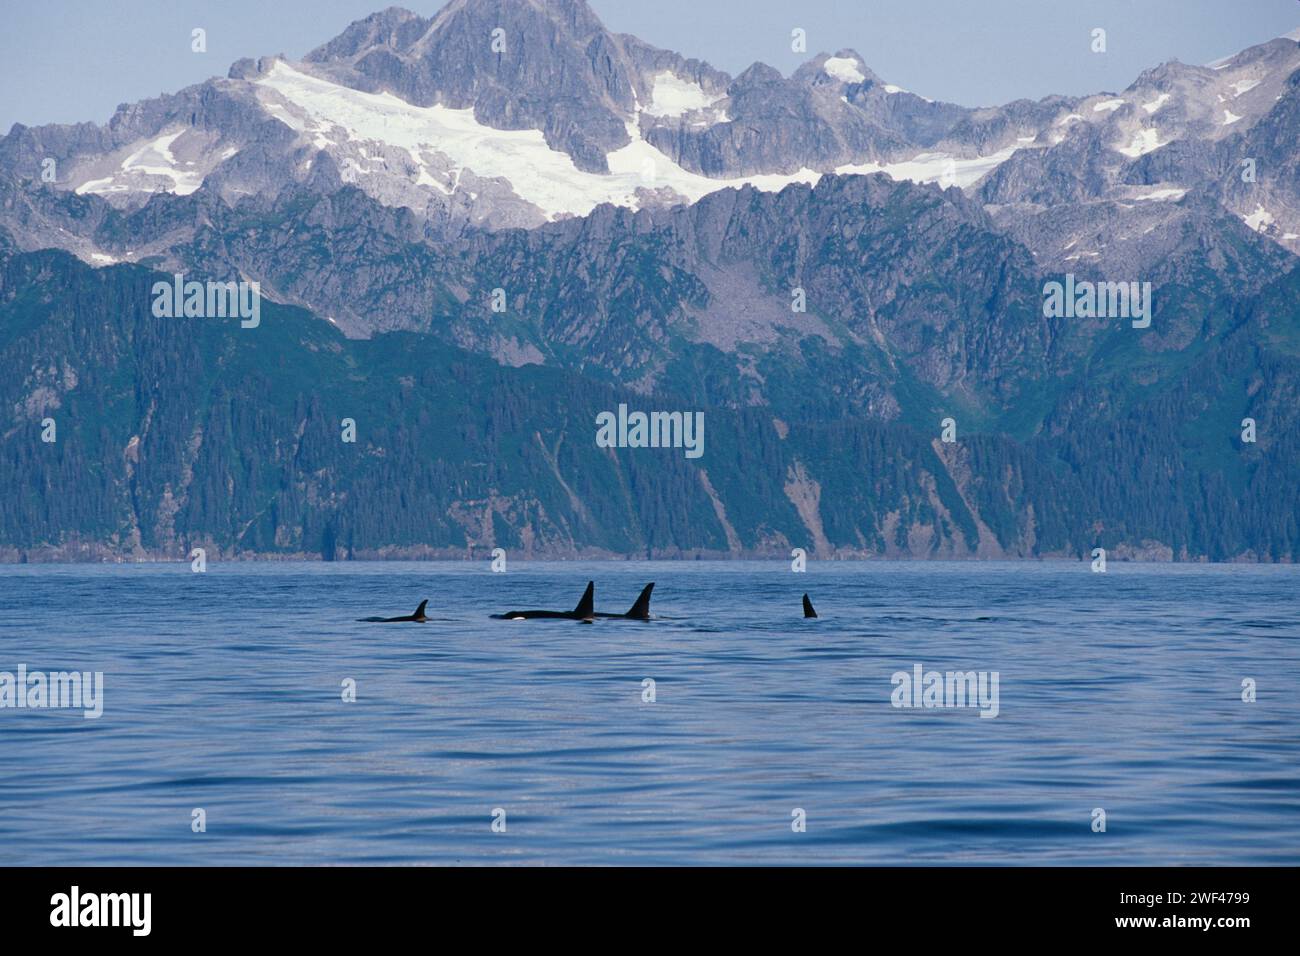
[
  {"xmin": 626, "ymin": 583, "xmax": 654, "ymax": 619},
  {"xmin": 413, "ymin": 599, "xmax": 428, "ymax": 620},
  {"xmin": 574, "ymin": 581, "xmax": 595, "ymax": 617},
  {"xmin": 802, "ymin": 593, "xmax": 817, "ymax": 619}
]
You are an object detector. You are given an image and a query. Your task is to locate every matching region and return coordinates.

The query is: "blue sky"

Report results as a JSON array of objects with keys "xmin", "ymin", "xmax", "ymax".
[{"xmin": 2, "ymin": 0, "xmax": 1298, "ymax": 131}]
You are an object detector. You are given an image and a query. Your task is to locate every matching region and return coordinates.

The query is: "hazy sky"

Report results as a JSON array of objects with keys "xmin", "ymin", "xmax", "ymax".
[{"xmin": 2, "ymin": 0, "xmax": 1298, "ymax": 131}]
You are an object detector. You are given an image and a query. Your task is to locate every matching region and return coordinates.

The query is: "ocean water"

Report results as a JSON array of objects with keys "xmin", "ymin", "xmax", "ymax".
[{"xmin": 0, "ymin": 560, "xmax": 1297, "ymax": 866}]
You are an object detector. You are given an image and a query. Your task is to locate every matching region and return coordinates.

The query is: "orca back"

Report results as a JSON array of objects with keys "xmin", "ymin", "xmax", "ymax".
[
  {"xmin": 626, "ymin": 583, "xmax": 654, "ymax": 619},
  {"xmin": 573, "ymin": 581, "xmax": 595, "ymax": 618}
]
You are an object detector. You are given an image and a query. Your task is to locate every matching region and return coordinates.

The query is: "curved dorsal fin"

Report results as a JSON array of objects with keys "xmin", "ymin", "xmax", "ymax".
[
  {"xmin": 573, "ymin": 581, "xmax": 595, "ymax": 617},
  {"xmin": 626, "ymin": 583, "xmax": 654, "ymax": 619},
  {"xmin": 413, "ymin": 599, "xmax": 428, "ymax": 619},
  {"xmin": 802, "ymin": 593, "xmax": 817, "ymax": 619}
]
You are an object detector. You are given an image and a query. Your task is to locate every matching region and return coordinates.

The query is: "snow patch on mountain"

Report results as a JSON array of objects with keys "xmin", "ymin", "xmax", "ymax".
[
  {"xmin": 1142, "ymin": 93, "xmax": 1170, "ymax": 114},
  {"xmin": 643, "ymin": 72, "xmax": 725, "ymax": 118},
  {"xmin": 1132, "ymin": 186, "xmax": 1186, "ymax": 202},
  {"xmin": 255, "ymin": 61, "xmax": 819, "ymax": 218},
  {"xmin": 75, "ymin": 130, "xmax": 205, "ymax": 197},
  {"xmin": 1116, "ymin": 128, "xmax": 1163, "ymax": 158},
  {"xmin": 1243, "ymin": 205, "xmax": 1275, "ymax": 231},
  {"xmin": 823, "ymin": 57, "xmax": 866, "ymax": 84},
  {"xmin": 836, "ymin": 145, "xmax": 1024, "ymax": 190}
]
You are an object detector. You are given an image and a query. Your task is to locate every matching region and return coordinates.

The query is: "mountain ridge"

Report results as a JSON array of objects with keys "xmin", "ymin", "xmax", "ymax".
[{"xmin": 1, "ymin": 0, "xmax": 1298, "ymax": 562}]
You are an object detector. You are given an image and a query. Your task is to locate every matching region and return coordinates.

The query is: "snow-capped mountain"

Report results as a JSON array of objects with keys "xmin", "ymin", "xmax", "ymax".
[
  {"xmin": 4, "ymin": 3, "xmax": 1300, "ymax": 562},
  {"xmin": 0, "ymin": 0, "xmax": 1296, "ymax": 285},
  {"xmin": 980, "ymin": 31, "xmax": 1300, "ymax": 271},
  {"xmin": 0, "ymin": 0, "xmax": 1294, "ymax": 270}
]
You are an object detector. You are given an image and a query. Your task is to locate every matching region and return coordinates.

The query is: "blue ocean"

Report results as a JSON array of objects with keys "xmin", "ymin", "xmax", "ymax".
[{"xmin": 1, "ymin": 560, "xmax": 1296, "ymax": 865}]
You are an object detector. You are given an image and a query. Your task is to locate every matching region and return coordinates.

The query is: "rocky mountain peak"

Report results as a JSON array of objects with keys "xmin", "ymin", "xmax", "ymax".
[
  {"xmin": 300, "ymin": 0, "xmax": 644, "ymax": 171},
  {"xmin": 304, "ymin": 6, "xmax": 429, "ymax": 58},
  {"xmin": 794, "ymin": 50, "xmax": 882, "ymax": 89}
]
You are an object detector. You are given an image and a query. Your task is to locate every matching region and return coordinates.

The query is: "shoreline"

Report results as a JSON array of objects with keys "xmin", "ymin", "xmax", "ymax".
[{"xmin": 0, "ymin": 551, "xmax": 1292, "ymax": 567}]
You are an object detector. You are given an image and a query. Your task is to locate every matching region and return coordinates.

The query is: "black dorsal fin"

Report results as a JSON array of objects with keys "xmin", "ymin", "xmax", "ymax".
[
  {"xmin": 626, "ymin": 583, "xmax": 654, "ymax": 619},
  {"xmin": 413, "ymin": 599, "xmax": 428, "ymax": 619},
  {"xmin": 574, "ymin": 581, "xmax": 595, "ymax": 617},
  {"xmin": 802, "ymin": 593, "xmax": 817, "ymax": 619}
]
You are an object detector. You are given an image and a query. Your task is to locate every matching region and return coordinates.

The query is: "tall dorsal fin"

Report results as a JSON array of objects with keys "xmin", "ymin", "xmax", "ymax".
[
  {"xmin": 802, "ymin": 593, "xmax": 817, "ymax": 619},
  {"xmin": 573, "ymin": 581, "xmax": 595, "ymax": 617},
  {"xmin": 626, "ymin": 583, "xmax": 654, "ymax": 619},
  {"xmin": 413, "ymin": 599, "xmax": 428, "ymax": 620}
]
